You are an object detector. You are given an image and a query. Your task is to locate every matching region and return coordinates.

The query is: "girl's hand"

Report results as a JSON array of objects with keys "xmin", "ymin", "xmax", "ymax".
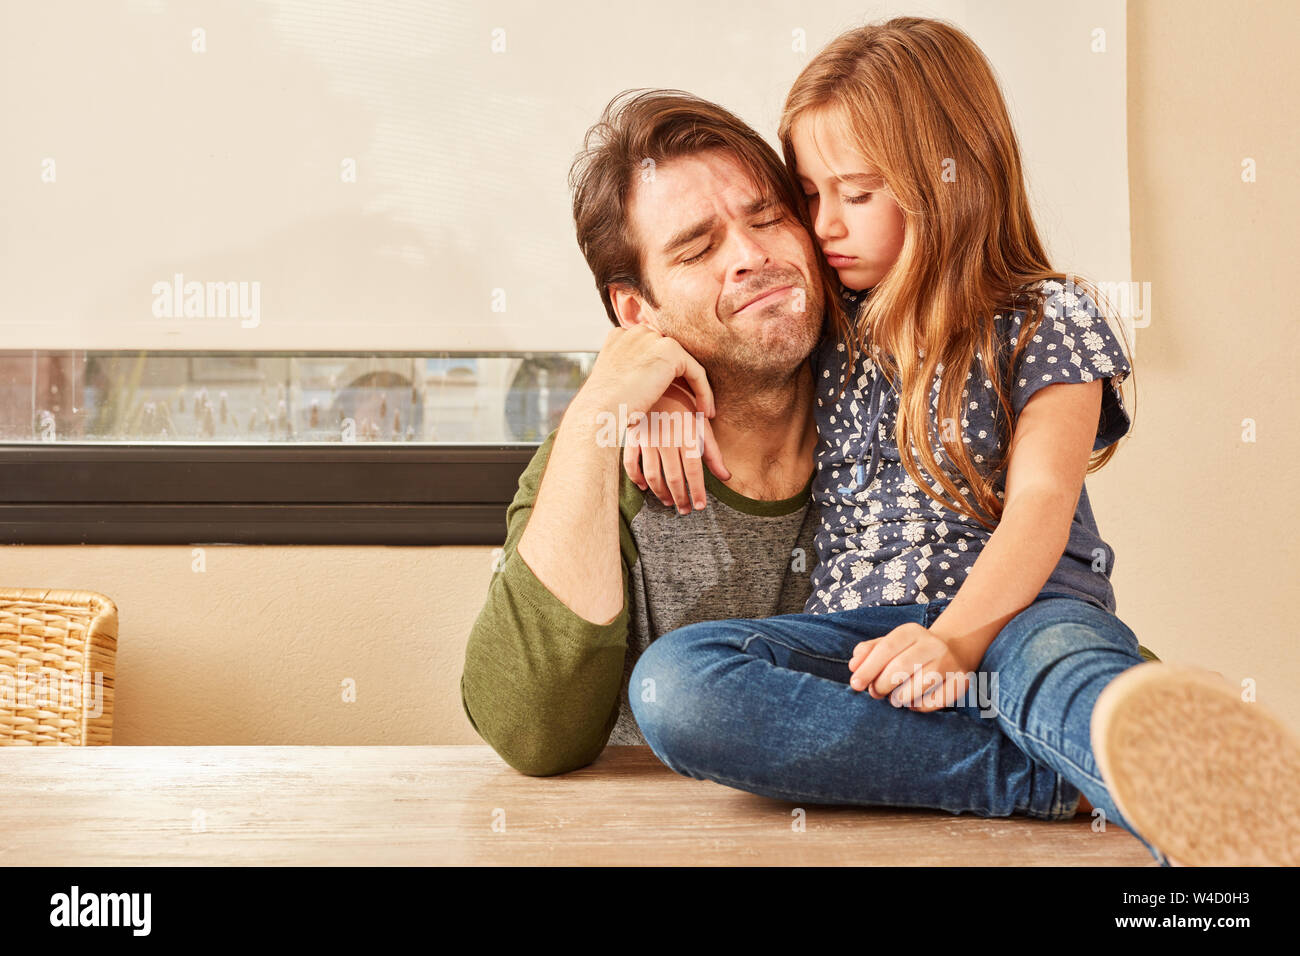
[
  {"xmin": 847, "ymin": 623, "xmax": 981, "ymax": 713},
  {"xmin": 623, "ymin": 377, "xmax": 730, "ymax": 514}
]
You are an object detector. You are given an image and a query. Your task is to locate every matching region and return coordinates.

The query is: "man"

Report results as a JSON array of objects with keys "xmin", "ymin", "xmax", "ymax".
[
  {"xmin": 460, "ymin": 88, "xmax": 827, "ymax": 773},
  {"xmin": 458, "ymin": 90, "xmax": 1084, "ymax": 831}
]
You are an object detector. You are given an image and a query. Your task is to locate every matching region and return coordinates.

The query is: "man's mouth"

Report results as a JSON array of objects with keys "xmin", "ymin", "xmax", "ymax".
[{"xmin": 734, "ymin": 284, "xmax": 794, "ymax": 315}]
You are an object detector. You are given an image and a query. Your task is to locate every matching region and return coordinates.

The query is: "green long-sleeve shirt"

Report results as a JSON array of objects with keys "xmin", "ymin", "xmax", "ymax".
[{"xmin": 459, "ymin": 426, "xmax": 820, "ymax": 776}]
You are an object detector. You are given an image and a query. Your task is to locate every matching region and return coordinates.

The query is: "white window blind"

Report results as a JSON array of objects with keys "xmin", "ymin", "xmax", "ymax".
[{"xmin": 0, "ymin": 0, "xmax": 1128, "ymax": 353}]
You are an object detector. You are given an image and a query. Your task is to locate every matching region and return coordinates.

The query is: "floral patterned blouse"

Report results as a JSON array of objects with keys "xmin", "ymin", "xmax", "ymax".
[{"xmin": 805, "ymin": 278, "xmax": 1133, "ymax": 615}]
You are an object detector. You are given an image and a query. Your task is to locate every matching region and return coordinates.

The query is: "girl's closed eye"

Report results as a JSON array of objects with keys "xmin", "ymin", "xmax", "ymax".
[{"xmin": 801, "ymin": 189, "xmax": 873, "ymax": 206}]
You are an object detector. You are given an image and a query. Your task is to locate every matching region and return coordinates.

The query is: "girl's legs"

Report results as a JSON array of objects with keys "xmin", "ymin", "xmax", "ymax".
[
  {"xmin": 970, "ymin": 593, "xmax": 1170, "ymax": 863},
  {"xmin": 628, "ymin": 599, "xmax": 1080, "ymax": 824},
  {"xmin": 987, "ymin": 595, "xmax": 1300, "ymax": 865}
]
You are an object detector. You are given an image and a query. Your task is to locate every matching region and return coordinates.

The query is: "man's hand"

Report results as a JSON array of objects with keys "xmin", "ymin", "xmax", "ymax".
[
  {"xmin": 847, "ymin": 623, "xmax": 982, "ymax": 713},
  {"xmin": 577, "ymin": 324, "xmax": 716, "ymax": 421}
]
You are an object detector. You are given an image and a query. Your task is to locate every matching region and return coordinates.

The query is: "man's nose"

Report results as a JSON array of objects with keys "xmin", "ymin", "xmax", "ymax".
[{"xmin": 727, "ymin": 227, "xmax": 772, "ymax": 277}]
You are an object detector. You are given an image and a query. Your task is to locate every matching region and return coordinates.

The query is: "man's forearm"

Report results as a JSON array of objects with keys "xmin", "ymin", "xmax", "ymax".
[{"xmin": 516, "ymin": 393, "xmax": 625, "ymax": 625}]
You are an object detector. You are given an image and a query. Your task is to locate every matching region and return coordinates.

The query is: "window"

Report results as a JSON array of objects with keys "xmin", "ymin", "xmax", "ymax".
[
  {"xmin": 0, "ymin": 350, "xmax": 593, "ymax": 544},
  {"xmin": 1, "ymin": 351, "xmax": 594, "ymax": 444}
]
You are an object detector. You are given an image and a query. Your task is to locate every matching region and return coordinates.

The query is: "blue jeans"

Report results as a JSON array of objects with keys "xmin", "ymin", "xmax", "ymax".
[{"xmin": 629, "ymin": 590, "xmax": 1170, "ymax": 865}]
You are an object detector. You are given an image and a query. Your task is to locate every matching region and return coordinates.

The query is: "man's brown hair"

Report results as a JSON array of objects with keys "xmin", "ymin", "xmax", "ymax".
[{"xmin": 568, "ymin": 88, "xmax": 823, "ymax": 326}]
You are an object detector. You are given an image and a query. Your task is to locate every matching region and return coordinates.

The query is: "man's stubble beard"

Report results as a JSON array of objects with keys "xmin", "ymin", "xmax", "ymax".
[{"xmin": 653, "ymin": 284, "xmax": 825, "ymax": 396}]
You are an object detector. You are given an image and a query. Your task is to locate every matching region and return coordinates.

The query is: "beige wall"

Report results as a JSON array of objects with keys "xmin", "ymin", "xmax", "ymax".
[
  {"xmin": 2, "ymin": 0, "xmax": 1296, "ymax": 742},
  {"xmin": 0, "ymin": 546, "xmax": 490, "ymax": 744},
  {"xmin": 1116, "ymin": 0, "xmax": 1299, "ymax": 725}
]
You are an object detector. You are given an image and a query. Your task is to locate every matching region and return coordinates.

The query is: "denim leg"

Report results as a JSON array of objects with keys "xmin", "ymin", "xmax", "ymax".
[
  {"xmin": 975, "ymin": 594, "xmax": 1171, "ymax": 865},
  {"xmin": 629, "ymin": 601, "xmax": 1077, "ymax": 821}
]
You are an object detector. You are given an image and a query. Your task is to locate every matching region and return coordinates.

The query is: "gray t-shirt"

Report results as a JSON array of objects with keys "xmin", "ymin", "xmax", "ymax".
[
  {"xmin": 806, "ymin": 278, "xmax": 1133, "ymax": 615},
  {"xmin": 610, "ymin": 467, "xmax": 819, "ymax": 743}
]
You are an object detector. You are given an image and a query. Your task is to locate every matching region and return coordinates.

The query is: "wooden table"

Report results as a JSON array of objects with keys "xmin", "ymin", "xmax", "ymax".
[{"xmin": 0, "ymin": 745, "xmax": 1156, "ymax": 866}]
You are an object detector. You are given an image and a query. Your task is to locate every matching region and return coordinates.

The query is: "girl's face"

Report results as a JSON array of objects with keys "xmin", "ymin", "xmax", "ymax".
[{"xmin": 790, "ymin": 113, "xmax": 906, "ymax": 292}]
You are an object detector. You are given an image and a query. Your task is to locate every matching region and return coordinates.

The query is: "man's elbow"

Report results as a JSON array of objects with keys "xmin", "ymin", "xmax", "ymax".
[
  {"xmin": 461, "ymin": 682, "xmax": 608, "ymax": 777},
  {"xmin": 499, "ymin": 739, "xmax": 604, "ymax": 777}
]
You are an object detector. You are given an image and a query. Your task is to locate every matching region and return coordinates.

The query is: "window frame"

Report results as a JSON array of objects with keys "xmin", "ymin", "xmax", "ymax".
[{"xmin": 0, "ymin": 443, "xmax": 535, "ymax": 545}]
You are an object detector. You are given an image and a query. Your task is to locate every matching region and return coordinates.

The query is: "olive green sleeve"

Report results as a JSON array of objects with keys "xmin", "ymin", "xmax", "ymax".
[{"xmin": 460, "ymin": 428, "xmax": 644, "ymax": 776}]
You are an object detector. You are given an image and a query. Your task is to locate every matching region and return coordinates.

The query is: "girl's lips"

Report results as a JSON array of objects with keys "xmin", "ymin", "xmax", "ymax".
[{"xmin": 826, "ymin": 253, "xmax": 858, "ymax": 266}]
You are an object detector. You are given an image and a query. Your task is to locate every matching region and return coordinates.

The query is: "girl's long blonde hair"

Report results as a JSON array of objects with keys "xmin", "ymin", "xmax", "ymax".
[{"xmin": 778, "ymin": 16, "xmax": 1136, "ymax": 530}]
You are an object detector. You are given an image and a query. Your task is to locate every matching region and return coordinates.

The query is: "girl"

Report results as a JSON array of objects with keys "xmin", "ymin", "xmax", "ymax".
[{"xmin": 625, "ymin": 17, "xmax": 1300, "ymax": 866}]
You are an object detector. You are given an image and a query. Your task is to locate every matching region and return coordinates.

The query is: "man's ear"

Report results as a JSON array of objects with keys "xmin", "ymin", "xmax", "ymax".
[{"xmin": 608, "ymin": 284, "xmax": 653, "ymax": 330}]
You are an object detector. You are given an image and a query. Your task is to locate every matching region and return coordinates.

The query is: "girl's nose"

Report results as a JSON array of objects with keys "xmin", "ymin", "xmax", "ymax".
[{"xmin": 815, "ymin": 202, "xmax": 846, "ymax": 241}]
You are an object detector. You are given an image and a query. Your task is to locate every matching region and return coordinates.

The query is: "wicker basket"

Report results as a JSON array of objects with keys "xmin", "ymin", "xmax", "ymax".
[{"xmin": 0, "ymin": 588, "xmax": 117, "ymax": 746}]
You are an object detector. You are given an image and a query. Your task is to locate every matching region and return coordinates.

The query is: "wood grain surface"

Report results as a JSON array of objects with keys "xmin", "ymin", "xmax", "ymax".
[{"xmin": 0, "ymin": 745, "xmax": 1156, "ymax": 866}]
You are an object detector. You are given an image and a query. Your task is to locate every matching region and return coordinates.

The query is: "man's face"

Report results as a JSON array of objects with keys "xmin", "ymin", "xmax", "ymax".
[{"xmin": 619, "ymin": 149, "xmax": 824, "ymax": 386}]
